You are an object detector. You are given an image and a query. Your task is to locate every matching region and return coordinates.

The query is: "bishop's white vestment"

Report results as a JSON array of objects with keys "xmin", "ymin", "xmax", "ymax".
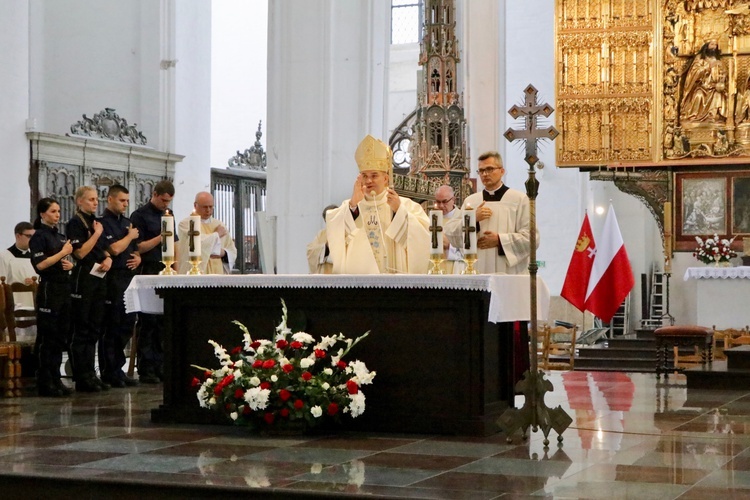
[{"xmin": 326, "ymin": 191, "xmax": 430, "ymax": 274}]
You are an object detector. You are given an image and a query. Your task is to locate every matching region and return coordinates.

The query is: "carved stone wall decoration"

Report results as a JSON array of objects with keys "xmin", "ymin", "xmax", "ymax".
[
  {"xmin": 68, "ymin": 108, "xmax": 147, "ymax": 145},
  {"xmin": 227, "ymin": 121, "xmax": 267, "ymax": 171}
]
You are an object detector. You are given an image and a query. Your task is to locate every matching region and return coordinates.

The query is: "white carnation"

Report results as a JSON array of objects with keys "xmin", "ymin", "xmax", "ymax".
[
  {"xmin": 310, "ymin": 405, "xmax": 323, "ymax": 418},
  {"xmin": 349, "ymin": 392, "xmax": 366, "ymax": 417},
  {"xmin": 250, "ymin": 376, "xmax": 261, "ymax": 386},
  {"xmin": 271, "ymin": 375, "xmax": 278, "ymax": 382},
  {"xmin": 321, "ymin": 382, "xmax": 330, "ymax": 390},
  {"xmin": 300, "ymin": 357, "xmax": 315, "ymax": 369},
  {"xmin": 244, "ymin": 387, "xmax": 270, "ymax": 410},
  {"xmin": 292, "ymin": 331, "xmax": 315, "ymax": 344},
  {"xmin": 324, "ymin": 368, "xmax": 333, "ymax": 376},
  {"xmin": 350, "ymin": 360, "xmax": 375, "ymax": 384}
]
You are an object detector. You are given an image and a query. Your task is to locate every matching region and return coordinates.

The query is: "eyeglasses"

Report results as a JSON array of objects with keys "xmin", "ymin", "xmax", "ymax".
[
  {"xmin": 435, "ymin": 197, "xmax": 453, "ymax": 205},
  {"xmin": 477, "ymin": 167, "xmax": 502, "ymax": 175},
  {"xmin": 19, "ymin": 233, "xmax": 34, "ymax": 238}
]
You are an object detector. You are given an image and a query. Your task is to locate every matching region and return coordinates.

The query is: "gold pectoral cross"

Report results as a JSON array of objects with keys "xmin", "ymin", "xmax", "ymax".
[
  {"xmin": 462, "ymin": 215, "xmax": 476, "ymax": 250},
  {"xmin": 188, "ymin": 219, "xmax": 200, "ymax": 253},
  {"xmin": 429, "ymin": 213, "xmax": 443, "ymax": 249},
  {"xmin": 161, "ymin": 221, "xmax": 173, "ymax": 252}
]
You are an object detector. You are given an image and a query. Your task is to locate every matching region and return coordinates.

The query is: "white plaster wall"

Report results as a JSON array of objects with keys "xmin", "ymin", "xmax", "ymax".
[
  {"xmin": 0, "ymin": 2, "xmax": 32, "ymax": 240},
  {"xmin": 387, "ymin": 43, "xmax": 419, "ymax": 134},
  {"xmin": 210, "ymin": 0, "xmax": 268, "ymax": 168},
  {"xmin": 171, "ymin": 0, "xmax": 212, "ymax": 219},
  {"xmin": 267, "ymin": 1, "xmax": 389, "ymax": 274}
]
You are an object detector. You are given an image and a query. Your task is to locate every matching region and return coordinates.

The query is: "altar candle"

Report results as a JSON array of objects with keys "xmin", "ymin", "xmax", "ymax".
[
  {"xmin": 664, "ymin": 201, "xmax": 672, "ymax": 256},
  {"xmin": 463, "ymin": 205, "xmax": 477, "ymax": 254},
  {"xmin": 161, "ymin": 211, "xmax": 174, "ymax": 258},
  {"xmin": 188, "ymin": 212, "xmax": 202, "ymax": 257},
  {"xmin": 429, "ymin": 208, "xmax": 443, "ymax": 255}
]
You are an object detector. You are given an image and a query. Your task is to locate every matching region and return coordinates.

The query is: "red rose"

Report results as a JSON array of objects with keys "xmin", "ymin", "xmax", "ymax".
[
  {"xmin": 250, "ymin": 341, "xmax": 261, "ymax": 350},
  {"xmin": 279, "ymin": 389, "xmax": 291, "ymax": 401},
  {"xmin": 327, "ymin": 403, "xmax": 339, "ymax": 416},
  {"xmin": 346, "ymin": 380, "xmax": 359, "ymax": 395},
  {"xmin": 282, "ymin": 364, "xmax": 294, "ymax": 373},
  {"xmin": 191, "ymin": 377, "xmax": 201, "ymax": 387},
  {"xmin": 280, "ymin": 408, "xmax": 290, "ymax": 418},
  {"xmin": 260, "ymin": 381, "xmax": 271, "ymax": 390},
  {"xmin": 301, "ymin": 371, "xmax": 312, "ymax": 381},
  {"xmin": 214, "ymin": 385, "xmax": 223, "ymax": 396},
  {"xmin": 231, "ymin": 346, "xmax": 242, "ymax": 355},
  {"xmin": 252, "ymin": 360, "xmax": 264, "ymax": 368},
  {"xmin": 290, "ymin": 341, "xmax": 303, "ymax": 349},
  {"xmin": 225, "ymin": 403, "xmax": 232, "ymax": 411},
  {"xmin": 294, "ymin": 399, "xmax": 304, "ymax": 409},
  {"xmin": 234, "ymin": 388, "xmax": 245, "ymax": 399},
  {"xmin": 276, "ymin": 339, "xmax": 288, "ymax": 349},
  {"xmin": 314, "ymin": 349, "xmax": 326, "ymax": 359},
  {"xmin": 337, "ymin": 361, "xmax": 347, "ymax": 370},
  {"xmin": 262, "ymin": 359, "xmax": 276, "ymax": 369},
  {"xmin": 204, "ymin": 370, "xmax": 212, "ymax": 379},
  {"xmin": 264, "ymin": 412, "xmax": 275, "ymax": 424},
  {"xmin": 243, "ymin": 405, "xmax": 252, "ymax": 415}
]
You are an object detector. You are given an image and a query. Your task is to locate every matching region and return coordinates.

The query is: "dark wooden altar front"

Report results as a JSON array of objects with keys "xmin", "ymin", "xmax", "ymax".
[{"xmin": 151, "ymin": 284, "xmax": 517, "ymax": 436}]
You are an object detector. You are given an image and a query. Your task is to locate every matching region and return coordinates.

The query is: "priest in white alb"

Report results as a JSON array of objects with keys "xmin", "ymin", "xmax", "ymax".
[
  {"xmin": 325, "ymin": 135, "xmax": 431, "ymax": 274},
  {"xmin": 177, "ymin": 192, "xmax": 237, "ymax": 274}
]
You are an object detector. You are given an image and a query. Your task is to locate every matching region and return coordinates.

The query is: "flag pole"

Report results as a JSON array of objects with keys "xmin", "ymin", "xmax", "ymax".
[{"xmin": 496, "ymin": 85, "xmax": 572, "ymax": 447}]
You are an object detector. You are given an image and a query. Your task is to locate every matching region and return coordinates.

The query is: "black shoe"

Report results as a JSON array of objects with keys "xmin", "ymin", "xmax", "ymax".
[
  {"xmin": 94, "ymin": 377, "xmax": 111, "ymax": 391},
  {"xmin": 54, "ymin": 379, "xmax": 74, "ymax": 396},
  {"xmin": 38, "ymin": 381, "xmax": 64, "ymax": 397},
  {"xmin": 121, "ymin": 374, "xmax": 139, "ymax": 387},
  {"xmin": 139, "ymin": 373, "xmax": 161, "ymax": 384},
  {"xmin": 75, "ymin": 377, "xmax": 102, "ymax": 392},
  {"xmin": 102, "ymin": 376, "xmax": 125, "ymax": 388}
]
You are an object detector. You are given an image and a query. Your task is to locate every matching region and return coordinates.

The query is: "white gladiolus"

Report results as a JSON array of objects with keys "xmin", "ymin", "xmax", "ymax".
[
  {"xmin": 349, "ymin": 392, "xmax": 366, "ymax": 417},
  {"xmin": 300, "ymin": 357, "xmax": 315, "ymax": 369}
]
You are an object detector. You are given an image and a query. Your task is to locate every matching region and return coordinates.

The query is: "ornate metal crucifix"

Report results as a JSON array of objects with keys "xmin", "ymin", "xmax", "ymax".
[{"xmin": 497, "ymin": 84, "xmax": 570, "ymax": 447}]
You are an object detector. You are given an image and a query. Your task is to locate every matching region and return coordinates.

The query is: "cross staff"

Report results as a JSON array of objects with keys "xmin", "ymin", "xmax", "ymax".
[
  {"xmin": 161, "ymin": 220, "xmax": 173, "ymax": 252},
  {"xmin": 462, "ymin": 214, "xmax": 475, "ymax": 250},
  {"xmin": 429, "ymin": 213, "xmax": 443, "ymax": 249},
  {"xmin": 188, "ymin": 219, "xmax": 200, "ymax": 253},
  {"xmin": 503, "ymin": 84, "xmax": 559, "ymax": 170}
]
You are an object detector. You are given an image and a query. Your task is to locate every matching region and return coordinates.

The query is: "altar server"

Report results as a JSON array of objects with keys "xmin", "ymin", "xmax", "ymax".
[{"xmin": 0, "ymin": 222, "xmax": 37, "ymax": 285}]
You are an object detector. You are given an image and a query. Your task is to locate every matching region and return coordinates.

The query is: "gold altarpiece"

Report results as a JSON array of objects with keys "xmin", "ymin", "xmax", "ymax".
[{"xmin": 556, "ymin": 0, "xmax": 750, "ymax": 252}]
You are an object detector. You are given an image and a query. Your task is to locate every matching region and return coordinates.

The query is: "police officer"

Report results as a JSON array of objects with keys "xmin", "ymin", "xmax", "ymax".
[
  {"xmin": 29, "ymin": 198, "xmax": 74, "ymax": 397},
  {"xmin": 130, "ymin": 179, "xmax": 177, "ymax": 383},
  {"xmin": 67, "ymin": 186, "xmax": 112, "ymax": 392},
  {"xmin": 99, "ymin": 184, "xmax": 141, "ymax": 387}
]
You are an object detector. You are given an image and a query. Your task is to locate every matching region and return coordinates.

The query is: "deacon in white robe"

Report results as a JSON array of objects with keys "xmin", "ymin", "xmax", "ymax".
[
  {"xmin": 433, "ymin": 185, "xmax": 465, "ymax": 274},
  {"xmin": 445, "ymin": 151, "xmax": 537, "ymax": 274},
  {"xmin": 326, "ymin": 135, "xmax": 431, "ymax": 275},
  {"xmin": 177, "ymin": 192, "xmax": 237, "ymax": 274}
]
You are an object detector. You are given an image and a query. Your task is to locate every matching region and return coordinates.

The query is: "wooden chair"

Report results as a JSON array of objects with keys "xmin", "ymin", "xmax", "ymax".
[
  {"xmin": 0, "ymin": 277, "xmax": 22, "ymax": 397},
  {"xmin": 711, "ymin": 326, "xmax": 747, "ymax": 360},
  {"xmin": 533, "ymin": 324, "xmax": 549, "ymax": 370},
  {"xmin": 544, "ymin": 324, "xmax": 577, "ymax": 370},
  {"xmin": 727, "ymin": 327, "xmax": 750, "ymax": 348},
  {"xmin": 3, "ymin": 277, "xmax": 38, "ymax": 340}
]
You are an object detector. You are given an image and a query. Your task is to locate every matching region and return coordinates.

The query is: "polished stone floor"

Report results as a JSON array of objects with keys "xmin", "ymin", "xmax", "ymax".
[{"xmin": 1, "ymin": 371, "xmax": 750, "ymax": 499}]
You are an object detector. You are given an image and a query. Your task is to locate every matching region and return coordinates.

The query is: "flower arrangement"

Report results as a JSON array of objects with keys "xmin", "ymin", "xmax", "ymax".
[
  {"xmin": 693, "ymin": 234, "xmax": 736, "ymax": 265},
  {"xmin": 193, "ymin": 300, "xmax": 375, "ymax": 431}
]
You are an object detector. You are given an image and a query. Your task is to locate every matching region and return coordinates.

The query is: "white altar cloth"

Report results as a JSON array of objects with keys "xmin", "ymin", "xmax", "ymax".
[
  {"xmin": 684, "ymin": 266, "xmax": 750, "ymax": 280},
  {"xmin": 683, "ymin": 266, "xmax": 750, "ymax": 329},
  {"xmin": 124, "ymin": 274, "xmax": 550, "ymax": 324}
]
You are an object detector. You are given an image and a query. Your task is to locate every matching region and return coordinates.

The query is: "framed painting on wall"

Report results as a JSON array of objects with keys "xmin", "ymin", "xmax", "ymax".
[
  {"xmin": 732, "ymin": 176, "xmax": 750, "ymax": 235},
  {"xmin": 679, "ymin": 175, "xmax": 727, "ymax": 236}
]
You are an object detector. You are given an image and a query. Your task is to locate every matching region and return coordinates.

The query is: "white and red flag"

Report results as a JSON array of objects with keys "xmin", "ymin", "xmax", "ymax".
[
  {"xmin": 584, "ymin": 205, "xmax": 635, "ymax": 323},
  {"xmin": 560, "ymin": 214, "xmax": 596, "ymax": 313}
]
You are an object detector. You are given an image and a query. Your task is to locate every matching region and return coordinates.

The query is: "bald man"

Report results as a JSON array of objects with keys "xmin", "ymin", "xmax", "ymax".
[{"xmin": 177, "ymin": 192, "xmax": 237, "ymax": 274}]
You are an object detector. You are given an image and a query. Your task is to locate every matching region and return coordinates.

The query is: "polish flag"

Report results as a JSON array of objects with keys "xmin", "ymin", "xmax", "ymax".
[
  {"xmin": 560, "ymin": 214, "xmax": 596, "ymax": 312},
  {"xmin": 584, "ymin": 206, "xmax": 635, "ymax": 323}
]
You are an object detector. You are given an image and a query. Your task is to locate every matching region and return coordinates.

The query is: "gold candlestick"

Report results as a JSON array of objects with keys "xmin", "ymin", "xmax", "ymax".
[
  {"xmin": 159, "ymin": 257, "xmax": 176, "ymax": 275},
  {"xmin": 188, "ymin": 255, "xmax": 202, "ymax": 275},
  {"xmin": 461, "ymin": 253, "xmax": 478, "ymax": 274},
  {"xmin": 427, "ymin": 255, "xmax": 445, "ymax": 274}
]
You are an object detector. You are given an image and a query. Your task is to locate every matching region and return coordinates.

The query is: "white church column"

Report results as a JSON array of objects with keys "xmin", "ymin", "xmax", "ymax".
[
  {"xmin": 266, "ymin": 1, "xmax": 389, "ymax": 273},
  {"xmin": 0, "ymin": 2, "xmax": 32, "ymax": 237}
]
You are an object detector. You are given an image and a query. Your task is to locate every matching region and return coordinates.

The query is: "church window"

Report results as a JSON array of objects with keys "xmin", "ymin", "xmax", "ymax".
[{"xmin": 391, "ymin": 0, "xmax": 423, "ymax": 45}]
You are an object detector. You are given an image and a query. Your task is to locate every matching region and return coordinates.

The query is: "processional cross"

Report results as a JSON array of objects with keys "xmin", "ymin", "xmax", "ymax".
[
  {"xmin": 188, "ymin": 219, "xmax": 200, "ymax": 253},
  {"xmin": 429, "ymin": 213, "xmax": 443, "ymax": 249},
  {"xmin": 496, "ymin": 84, "xmax": 572, "ymax": 447}
]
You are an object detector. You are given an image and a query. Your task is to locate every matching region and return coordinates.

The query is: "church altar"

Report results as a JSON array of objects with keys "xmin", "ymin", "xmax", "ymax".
[
  {"xmin": 683, "ymin": 267, "xmax": 750, "ymax": 330},
  {"xmin": 125, "ymin": 274, "xmax": 549, "ymax": 435}
]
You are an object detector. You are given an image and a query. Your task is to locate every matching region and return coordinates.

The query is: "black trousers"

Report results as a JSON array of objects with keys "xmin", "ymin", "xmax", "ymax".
[
  {"xmin": 36, "ymin": 280, "xmax": 70, "ymax": 384},
  {"xmin": 99, "ymin": 269, "xmax": 136, "ymax": 379},
  {"xmin": 137, "ymin": 261, "xmax": 165, "ymax": 376},
  {"xmin": 69, "ymin": 265, "xmax": 106, "ymax": 381}
]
